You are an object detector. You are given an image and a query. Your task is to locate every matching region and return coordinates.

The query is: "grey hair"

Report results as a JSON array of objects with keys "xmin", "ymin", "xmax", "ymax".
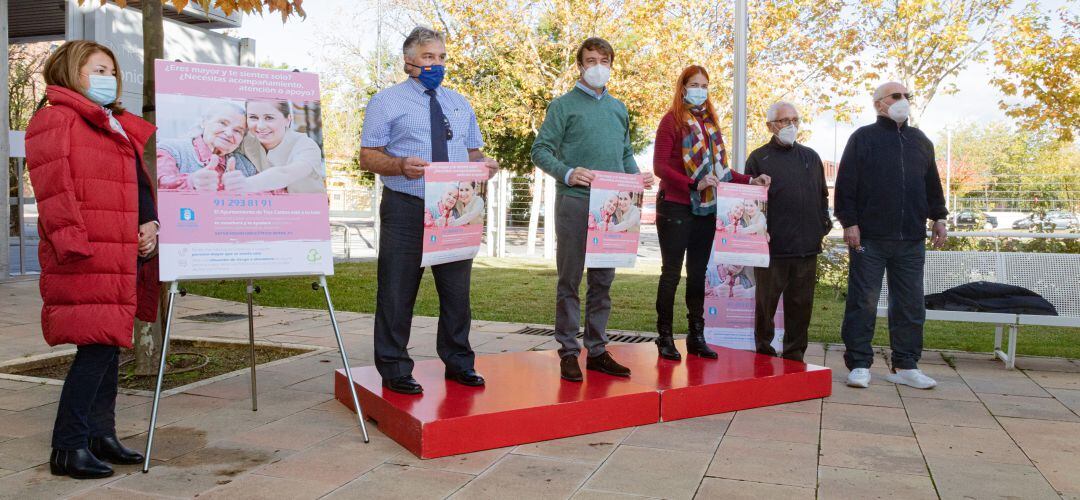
[
  {"xmin": 202, "ymin": 101, "xmax": 245, "ymax": 121},
  {"xmin": 873, "ymin": 81, "xmax": 905, "ymax": 101},
  {"xmin": 403, "ymin": 27, "xmax": 445, "ymax": 56},
  {"xmin": 766, "ymin": 101, "xmax": 797, "ymax": 122}
]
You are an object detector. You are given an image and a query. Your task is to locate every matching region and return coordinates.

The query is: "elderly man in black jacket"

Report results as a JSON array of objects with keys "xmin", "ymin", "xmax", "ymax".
[
  {"xmin": 834, "ymin": 81, "xmax": 948, "ymax": 390},
  {"xmin": 746, "ymin": 101, "xmax": 830, "ymax": 362}
]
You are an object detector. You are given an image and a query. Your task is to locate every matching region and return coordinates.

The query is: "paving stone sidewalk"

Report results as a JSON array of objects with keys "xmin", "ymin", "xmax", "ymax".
[{"xmin": 1, "ymin": 279, "xmax": 1078, "ymax": 499}]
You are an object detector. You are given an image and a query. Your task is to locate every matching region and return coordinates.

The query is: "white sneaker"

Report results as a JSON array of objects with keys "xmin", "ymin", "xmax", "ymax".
[
  {"xmin": 846, "ymin": 368, "xmax": 871, "ymax": 388},
  {"xmin": 886, "ymin": 368, "xmax": 937, "ymax": 389}
]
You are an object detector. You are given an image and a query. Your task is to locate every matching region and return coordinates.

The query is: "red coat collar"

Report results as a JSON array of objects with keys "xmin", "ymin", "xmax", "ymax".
[{"xmin": 44, "ymin": 85, "xmax": 156, "ymax": 147}]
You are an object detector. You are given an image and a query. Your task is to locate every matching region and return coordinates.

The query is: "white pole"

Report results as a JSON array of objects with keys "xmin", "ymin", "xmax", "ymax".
[
  {"xmin": 732, "ymin": 0, "xmax": 749, "ymax": 172},
  {"xmin": 1, "ymin": 0, "xmax": 10, "ymax": 279},
  {"xmin": 526, "ymin": 169, "xmax": 542, "ymax": 256},
  {"xmin": 946, "ymin": 127, "xmax": 952, "ymax": 211},
  {"xmin": 497, "ymin": 171, "xmax": 509, "ymax": 258},
  {"xmin": 486, "ymin": 175, "xmax": 497, "ymax": 257},
  {"xmin": 543, "ymin": 175, "xmax": 556, "ymax": 260}
]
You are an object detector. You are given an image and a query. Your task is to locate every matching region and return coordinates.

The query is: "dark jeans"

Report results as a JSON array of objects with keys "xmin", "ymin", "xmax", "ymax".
[
  {"xmin": 753, "ymin": 256, "xmax": 818, "ymax": 362},
  {"xmin": 555, "ymin": 194, "xmax": 614, "ymax": 358},
  {"xmin": 52, "ymin": 344, "xmax": 119, "ymax": 450},
  {"xmin": 655, "ymin": 199, "xmax": 715, "ymax": 332},
  {"xmin": 840, "ymin": 239, "xmax": 926, "ymax": 370},
  {"xmin": 373, "ymin": 188, "xmax": 475, "ymax": 380}
]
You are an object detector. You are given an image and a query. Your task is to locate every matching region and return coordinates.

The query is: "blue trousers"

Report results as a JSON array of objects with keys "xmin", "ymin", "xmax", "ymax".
[{"xmin": 840, "ymin": 239, "xmax": 926, "ymax": 370}]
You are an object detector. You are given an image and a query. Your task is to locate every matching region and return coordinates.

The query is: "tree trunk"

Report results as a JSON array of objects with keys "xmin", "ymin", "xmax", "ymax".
[{"xmin": 134, "ymin": 0, "xmax": 165, "ymax": 376}]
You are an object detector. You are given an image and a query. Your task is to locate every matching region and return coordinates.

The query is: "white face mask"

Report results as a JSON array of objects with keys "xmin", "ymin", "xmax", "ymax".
[
  {"xmin": 776, "ymin": 124, "xmax": 798, "ymax": 145},
  {"xmin": 887, "ymin": 99, "xmax": 910, "ymax": 123},
  {"xmin": 583, "ymin": 64, "xmax": 611, "ymax": 89}
]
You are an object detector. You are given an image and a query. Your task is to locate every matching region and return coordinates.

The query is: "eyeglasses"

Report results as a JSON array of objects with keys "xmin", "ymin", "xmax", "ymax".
[
  {"xmin": 877, "ymin": 92, "xmax": 913, "ymax": 102},
  {"xmin": 768, "ymin": 117, "xmax": 800, "ymax": 126}
]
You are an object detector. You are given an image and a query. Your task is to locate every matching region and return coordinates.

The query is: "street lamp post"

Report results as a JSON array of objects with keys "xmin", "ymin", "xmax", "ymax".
[
  {"xmin": 732, "ymin": 0, "xmax": 748, "ymax": 172},
  {"xmin": 946, "ymin": 126, "xmax": 952, "ymax": 211}
]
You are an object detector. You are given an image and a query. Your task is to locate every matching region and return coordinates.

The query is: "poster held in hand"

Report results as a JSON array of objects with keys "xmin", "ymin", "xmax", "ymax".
[
  {"xmin": 422, "ymin": 162, "xmax": 489, "ymax": 267},
  {"xmin": 713, "ymin": 183, "xmax": 769, "ymax": 268},
  {"xmin": 584, "ymin": 171, "xmax": 644, "ymax": 268}
]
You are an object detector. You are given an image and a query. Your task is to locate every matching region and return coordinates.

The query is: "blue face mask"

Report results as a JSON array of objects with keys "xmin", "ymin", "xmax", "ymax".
[
  {"xmin": 86, "ymin": 74, "xmax": 117, "ymax": 106},
  {"xmin": 408, "ymin": 63, "xmax": 445, "ymax": 90},
  {"xmin": 684, "ymin": 87, "xmax": 708, "ymax": 107}
]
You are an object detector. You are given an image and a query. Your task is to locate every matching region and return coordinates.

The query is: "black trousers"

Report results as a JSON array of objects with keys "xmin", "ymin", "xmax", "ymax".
[
  {"xmin": 655, "ymin": 199, "xmax": 716, "ymax": 332},
  {"xmin": 373, "ymin": 188, "xmax": 475, "ymax": 380},
  {"xmin": 753, "ymin": 256, "xmax": 818, "ymax": 362},
  {"xmin": 52, "ymin": 344, "xmax": 119, "ymax": 450}
]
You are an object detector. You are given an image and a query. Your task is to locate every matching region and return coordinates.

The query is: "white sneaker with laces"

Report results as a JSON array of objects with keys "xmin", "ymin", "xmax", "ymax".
[
  {"xmin": 846, "ymin": 368, "xmax": 871, "ymax": 388},
  {"xmin": 886, "ymin": 368, "xmax": 937, "ymax": 389}
]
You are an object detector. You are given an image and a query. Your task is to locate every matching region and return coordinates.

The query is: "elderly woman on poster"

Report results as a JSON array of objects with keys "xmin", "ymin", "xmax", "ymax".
[{"xmin": 157, "ymin": 101, "xmax": 258, "ymax": 191}]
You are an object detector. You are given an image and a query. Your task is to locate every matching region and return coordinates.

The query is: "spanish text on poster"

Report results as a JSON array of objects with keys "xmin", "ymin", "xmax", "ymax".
[
  {"xmin": 584, "ymin": 172, "xmax": 644, "ymax": 268},
  {"xmin": 154, "ymin": 60, "xmax": 332, "ymax": 281},
  {"xmin": 713, "ymin": 183, "xmax": 770, "ymax": 268},
  {"xmin": 422, "ymin": 163, "xmax": 488, "ymax": 267},
  {"xmin": 703, "ymin": 254, "xmax": 784, "ymax": 351}
]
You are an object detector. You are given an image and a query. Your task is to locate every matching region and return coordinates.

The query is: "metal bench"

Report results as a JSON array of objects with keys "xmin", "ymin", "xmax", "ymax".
[{"xmin": 877, "ymin": 251, "xmax": 1079, "ymax": 369}]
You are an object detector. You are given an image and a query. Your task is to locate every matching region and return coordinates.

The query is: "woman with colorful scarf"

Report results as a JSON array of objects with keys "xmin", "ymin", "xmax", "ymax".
[{"xmin": 651, "ymin": 65, "xmax": 770, "ymax": 361}]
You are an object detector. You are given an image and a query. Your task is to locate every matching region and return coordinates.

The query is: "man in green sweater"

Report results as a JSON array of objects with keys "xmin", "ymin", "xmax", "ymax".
[{"xmin": 531, "ymin": 37, "xmax": 654, "ymax": 382}]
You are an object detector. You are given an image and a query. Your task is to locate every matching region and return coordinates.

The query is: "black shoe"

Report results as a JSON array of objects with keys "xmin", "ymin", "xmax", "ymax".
[
  {"xmin": 686, "ymin": 333, "xmax": 718, "ymax": 359},
  {"xmin": 88, "ymin": 435, "xmax": 144, "ymax": 465},
  {"xmin": 586, "ymin": 352, "xmax": 631, "ymax": 377},
  {"xmin": 560, "ymin": 355, "xmax": 583, "ymax": 382},
  {"xmin": 382, "ymin": 376, "xmax": 423, "ymax": 395},
  {"xmin": 655, "ymin": 325, "xmax": 682, "ymax": 361},
  {"xmin": 49, "ymin": 448, "xmax": 114, "ymax": 479},
  {"xmin": 445, "ymin": 369, "xmax": 486, "ymax": 387}
]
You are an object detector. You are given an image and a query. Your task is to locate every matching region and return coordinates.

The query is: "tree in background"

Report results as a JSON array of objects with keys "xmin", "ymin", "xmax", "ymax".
[
  {"xmin": 855, "ymin": 0, "xmax": 1011, "ymax": 125},
  {"xmin": 992, "ymin": 1, "xmax": 1079, "ymax": 142},
  {"xmin": 380, "ymin": 0, "xmax": 864, "ymax": 173},
  {"xmin": 939, "ymin": 122, "xmax": 1079, "ymax": 212}
]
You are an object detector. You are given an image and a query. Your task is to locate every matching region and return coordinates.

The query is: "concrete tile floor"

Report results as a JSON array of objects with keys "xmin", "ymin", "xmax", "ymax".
[{"xmin": 1, "ymin": 279, "xmax": 1079, "ymax": 499}]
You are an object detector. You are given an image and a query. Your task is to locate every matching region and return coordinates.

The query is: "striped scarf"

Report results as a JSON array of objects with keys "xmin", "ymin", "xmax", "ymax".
[{"xmin": 681, "ymin": 107, "xmax": 729, "ymax": 215}]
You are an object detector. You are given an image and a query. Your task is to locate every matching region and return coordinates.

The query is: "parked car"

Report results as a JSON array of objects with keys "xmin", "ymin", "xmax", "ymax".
[
  {"xmin": 1012, "ymin": 212, "xmax": 1076, "ymax": 231},
  {"xmin": 949, "ymin": 211, "xmax": 997, "ymax": 230},
  {"xmin": 1046, "ymin": 210, "xmax": 1079, "ymax": 230}
]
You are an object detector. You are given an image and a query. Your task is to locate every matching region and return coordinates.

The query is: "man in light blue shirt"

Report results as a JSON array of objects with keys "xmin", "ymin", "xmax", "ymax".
[{"xmin": 359, "ymin": 26, "xmax": 499, "ymax": 395}]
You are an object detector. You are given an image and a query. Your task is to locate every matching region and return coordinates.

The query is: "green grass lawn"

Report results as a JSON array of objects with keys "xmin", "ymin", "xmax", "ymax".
[{"xmin": 183, "ymin": 258, "xmax": 1080, "ymax": 359}]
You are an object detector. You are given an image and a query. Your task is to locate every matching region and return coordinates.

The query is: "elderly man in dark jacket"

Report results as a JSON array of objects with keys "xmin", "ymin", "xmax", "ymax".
[
  {"xmin": 745, "ymin": 101, "xmax": 830, "ymax": 362},
  {"xmin": 834, "ymin": 81, "xmax": 948, "ymax": 390}
]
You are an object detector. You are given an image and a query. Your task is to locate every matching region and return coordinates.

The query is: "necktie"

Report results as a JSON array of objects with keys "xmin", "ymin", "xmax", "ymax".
[{"xmin": 426, "ymin": 89, "xmax": 449, "ymax": 162}]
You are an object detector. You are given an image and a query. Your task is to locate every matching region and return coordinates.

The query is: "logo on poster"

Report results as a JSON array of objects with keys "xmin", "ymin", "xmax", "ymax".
[
  {"xmin": 708, "ymin": 306, "xmax": 717, "ymax": 316},
  {"xmin": 307, "ymin": 249, "xmax": 322, "ymax": 264},
  {"xmin": 179, "ymin": 208, "xmax": 195, "ymax": 221},
  {"xmin": 430, "ymin": 235, "xmax": 437, "ymax": 243}
]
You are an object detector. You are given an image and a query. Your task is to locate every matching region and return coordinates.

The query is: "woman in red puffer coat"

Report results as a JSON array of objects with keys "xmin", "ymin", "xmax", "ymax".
[{"xmin": 25, "ymin": 40, "xmax": 160, "ymax": 479}]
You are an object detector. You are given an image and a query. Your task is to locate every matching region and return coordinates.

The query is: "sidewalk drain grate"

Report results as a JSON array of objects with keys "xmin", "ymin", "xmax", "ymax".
[
  {"xmin": 514, "ymin": 327, "xmax": 656, "ymax": 344},
  {"xmin": 180, "ymin": 312, "xmax": 248, "ymax": 323}
]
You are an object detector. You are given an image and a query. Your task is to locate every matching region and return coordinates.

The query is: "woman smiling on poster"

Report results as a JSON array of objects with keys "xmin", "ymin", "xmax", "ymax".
[
  {"xmin": 448, "ymin": 181, "xmax": 485, "ymax": 226},
  {"xmin": 157, "ymin": 102, "xmax": 258, "ymax": 191},
  {"xmin": 608, "ymin": 191, "xmax": 641, "ymax": 233},
  {"xmin": 227, "ymin": 99, "xmax": 327, "ymax": 194},
  {"xmin": 742, "ymin": 200, "xmax": 766, "ymax": 235}
]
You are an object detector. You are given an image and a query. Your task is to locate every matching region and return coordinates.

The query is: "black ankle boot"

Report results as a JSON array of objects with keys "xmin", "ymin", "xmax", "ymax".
[
  {"xmin": 655, "ymin": 325, "xmax": 682, "ymax": 361},
  {"xmin": 89, "ymin": 435, "xmax": 144, "ymax": 465},
  {"xmin": 50, "ymin": 448, "xmax": 114, "ymax": 479},
  {"xmin": 686, "ymin": 320, "xmax": 718, "ymax": 359}
]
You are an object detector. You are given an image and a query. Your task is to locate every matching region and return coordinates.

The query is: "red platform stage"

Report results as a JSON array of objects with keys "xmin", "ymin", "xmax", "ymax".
[{"xmin": 335, "ymin": 341, "xmax": 830, "ymax": 459}]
